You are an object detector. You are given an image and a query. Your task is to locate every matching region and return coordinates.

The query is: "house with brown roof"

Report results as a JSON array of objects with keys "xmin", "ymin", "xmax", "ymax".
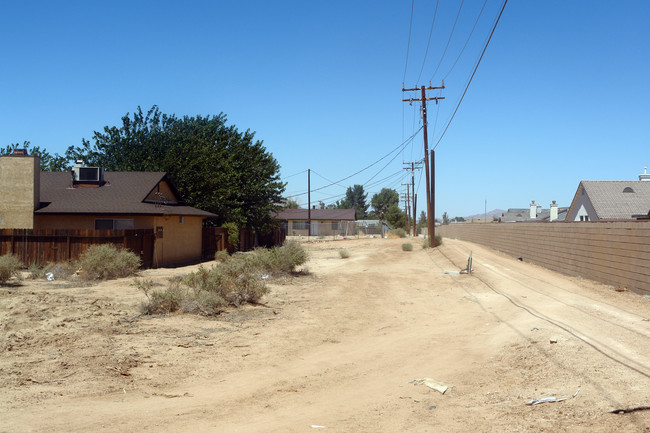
[
  {"xmin": 0, "ymin": 151, "xmax": 215, "ymax": 266},
  {"xmin": 275, "ymin": 208, "xmax": 356, "ymax": 236},
  {"xmin": 565, "ymin": 167, "xmax": 650, "ymax": 221}
]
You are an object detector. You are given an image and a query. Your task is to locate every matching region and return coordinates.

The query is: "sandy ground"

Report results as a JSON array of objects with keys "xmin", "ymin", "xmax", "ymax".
[{"xmin": 1, "ymin": 237, "xmax": 649, "ymax": 432}]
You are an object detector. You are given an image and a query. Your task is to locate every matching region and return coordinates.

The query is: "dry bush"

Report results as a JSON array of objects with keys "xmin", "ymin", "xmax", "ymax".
[
  {"xmin": 392, "ymin": 228, "xmax": 407, "ymax": 238},
  {"xmin": 339, "ymin": 249, "xmax": 351, "ymax": 259},
  {"xmin": 0, "ymin": 254, "xmax": 22, "ymax": 284},
  {"xmin": 214, "ymin": 250, "xmax": 230, "ymax": 263},
  {"xmin": 402, "ymin": 243, "xmax": 413, "ymax": 251},
  {"xmin": 141, "ymin": 241, "xmax": 308, "ymax": 317},
  {"xmin": 422, "ymin": 235, "xmax": 443, "ymax": 248},
  {"xmin": 78, "ymin": 244, "xmax": 141, "ymax": 280}
]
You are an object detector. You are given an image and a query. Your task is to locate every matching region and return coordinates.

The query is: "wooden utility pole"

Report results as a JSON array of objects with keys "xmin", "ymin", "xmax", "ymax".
[
  {"xmin": 402, "ymin": 83, "xmax": 444, "ymax": 246},
  {"xmin": 401, "ymin": 185, "xmax": 411, "ymax": 234},
  {"xmin": 307, "ymin": 169, "xmax": 311, "ymax": 240},
  {"xmin": 403, "ymin": 161, "xmax": 422, "ymax": 237}
]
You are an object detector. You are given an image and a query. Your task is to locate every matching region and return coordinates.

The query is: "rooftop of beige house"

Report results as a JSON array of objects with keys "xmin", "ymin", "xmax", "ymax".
[{"xmin": 35, "ymin": 171, "xmax": 216, "ymax": 217}]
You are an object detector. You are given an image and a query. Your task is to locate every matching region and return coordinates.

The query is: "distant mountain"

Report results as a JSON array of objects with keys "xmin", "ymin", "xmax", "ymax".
[{"xmin": 465, "ymin": 209, "xmax": 506, "ymax": 220}]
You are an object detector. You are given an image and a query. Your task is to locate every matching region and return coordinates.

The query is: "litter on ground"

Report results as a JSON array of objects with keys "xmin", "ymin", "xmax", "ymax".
[
  {"xmin": 526, "ymin": 389, "xmax": 580, "ymax": 406},
  {"xmin": 410, "ymin": 378, "xmax": 450, "ymax": 394}
]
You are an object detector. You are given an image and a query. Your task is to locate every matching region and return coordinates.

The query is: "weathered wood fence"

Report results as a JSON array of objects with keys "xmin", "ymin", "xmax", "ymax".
[
  {"xmin": 436, "ymin": 221, "xmax": 650, "ymax": 295},
  {"xmin": 0, "ymin": 229, "xmax": 155, "ymax": 268},
  {"xmin": 201, "ymin": 226, "xmax": 287, "ymax": 259}
]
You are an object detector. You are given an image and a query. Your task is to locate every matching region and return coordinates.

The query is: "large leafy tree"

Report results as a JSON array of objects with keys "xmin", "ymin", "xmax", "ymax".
[
  {"xmin": 336, "ymin": 184, "xmax": 368, "ymax": 219},
  {"xmin": 66, "ymin": 106, "xmax": 285, "ymax": 231},
  {"xmin": 371, "ymin": 188, "xmax": 399, "ymax": 222},
  {"xmin": 1, "ymin": 141, "xmax": 68, "ymax": 171}
]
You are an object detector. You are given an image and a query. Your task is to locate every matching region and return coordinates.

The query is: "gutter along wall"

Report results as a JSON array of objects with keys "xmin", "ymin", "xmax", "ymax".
[{"xmin": 436, "ymin": 221, "xmax": 650, "ymax": 295}]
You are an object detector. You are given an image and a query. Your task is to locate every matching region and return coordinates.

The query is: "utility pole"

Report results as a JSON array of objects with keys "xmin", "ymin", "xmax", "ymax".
[
  {"xmin": 307, "ymin": 169, "xmax": 311, "ymax": 241},
  {"xmin": 402, "ymin": 83, "xmax": 444, "ymax": 246},
  {"xmin": 403, "ymin": 161, "xmax": 422, "ymax": 237},
  {"xmin": 401, "ymin": 185, "xmax": 411, "ymax": 235}
]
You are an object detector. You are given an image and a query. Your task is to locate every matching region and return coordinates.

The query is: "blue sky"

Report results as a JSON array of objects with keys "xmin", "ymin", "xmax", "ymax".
[{"xmin": 1, "ymin": 1, "xmax": 649, "ymax": 218}]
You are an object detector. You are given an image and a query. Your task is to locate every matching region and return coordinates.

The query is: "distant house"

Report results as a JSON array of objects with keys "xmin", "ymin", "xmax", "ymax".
[
  {"xmin": 565, "ymin": 173, "xmax": 650, "ymax": 222},
  {"xmin": 0, "ymin": 151, "xmax": 216, "ymax": 266},
  {"xmin": 275, "ymin": 208, "xmax": 356, "ymax": 236},
  {"xmin": 501, "ymin": 200, "xmax": 567, "ymax": 222}
]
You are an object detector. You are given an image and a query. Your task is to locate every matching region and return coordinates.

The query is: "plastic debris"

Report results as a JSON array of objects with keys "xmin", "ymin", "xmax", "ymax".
[
  {"xmin": 443, "ymin": 270, "xmax": 460, "ymax": 275},
  {"xmin": 46, "ymin": 272, "xmax": 55, "ymax": 281},
  {"xmin": 428, "ymin": 405, "xmax": 436, "ymax": 410},
  {"xmin": 311, "ymin": 425, "xmax": 326, "ymax": 429},
  {"xmin": 410, "ymin": 378, "xmax": 450, "ymax": 394},
  {"xmin": 526, "ymin": 389, "xmax": 580, "ymax": 406}
]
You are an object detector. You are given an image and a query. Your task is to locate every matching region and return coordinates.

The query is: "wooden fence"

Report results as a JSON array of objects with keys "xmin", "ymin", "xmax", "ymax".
[
  {"xmin": 0, "ymin": 229, "xmax": 155, "ymax": 268},
  {"xmin": 201, "ymin": 226, "xmax": 287, "ymax": 259},
  {"xmin": 436, "ymin": 221, "xmax": 650, "ymax": 295}
]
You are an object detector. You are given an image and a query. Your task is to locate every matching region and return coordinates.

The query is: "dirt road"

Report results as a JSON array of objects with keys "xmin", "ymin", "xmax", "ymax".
[{"xmin": 2, "ymin": 238, "xmax": 649, "ymax": 432}]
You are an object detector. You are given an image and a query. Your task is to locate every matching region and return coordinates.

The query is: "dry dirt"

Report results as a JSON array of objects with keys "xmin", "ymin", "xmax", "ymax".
[{"xmin": 1, "ymin": 237, "xmax": 649, "ymax": 432}]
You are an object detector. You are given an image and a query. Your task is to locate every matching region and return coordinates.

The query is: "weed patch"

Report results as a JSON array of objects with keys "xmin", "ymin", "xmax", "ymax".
[
  {"xmin": 402, "ymin": 243, "xmax": 413, "ymax": 251},
  {"xmin": 78, "ymin": 244, "xmax": 141, "ymax": 281},
  {"xmin": 339, "ymin": 249, "xmax": 351, "ymax": 259},
  {"xmin": 0, "ymin": 254, "xmax": 22, "ymax": 284}
]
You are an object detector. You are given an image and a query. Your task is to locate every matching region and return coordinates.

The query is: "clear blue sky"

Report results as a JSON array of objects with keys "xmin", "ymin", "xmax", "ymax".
[{"xmin": 2, "ymin": 1, "xmax": 649, "ymax": 218}]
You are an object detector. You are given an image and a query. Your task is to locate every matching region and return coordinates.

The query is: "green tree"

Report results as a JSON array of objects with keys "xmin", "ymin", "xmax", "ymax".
[
  {"xmin": 283, "ymin": 198, "xmax": 300, "ymax": 209},
  {"xmin": 337, "ymin": 184, "xmax": 368, "ymax": 219},
  {"xmin": 66, "ymin": 106, "xmax": 285, "ymax": 231},
  {"xmin": 385, "ymin": 204, "xmax": 404, "ymax": 229},
  {"xmin": 370, "ymin": 188, "xmax": 399, "ymax": 222},
  {"xmin": 1, "ymin": 141, "xmax": 69, "ymax": 171},
  {"xmin": 417, "ymin": 211, "xmax": 427, "ymax": 230},
  {"xmin": 442, "ymin": 211, "xmax": 449, "ymax": 225}
]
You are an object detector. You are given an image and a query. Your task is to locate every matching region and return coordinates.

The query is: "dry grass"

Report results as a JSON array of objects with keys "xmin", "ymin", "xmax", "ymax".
[
  {"xmin": 0, "ymin": 254, "xmax": 22, "ymax": 284},
  {"xmin": 140, "ymin": 241, "xmax": 308, "ymax": 316},
  {"xmin": 77, "ymin": 244, "xmax": 141, "ymax": 281}
]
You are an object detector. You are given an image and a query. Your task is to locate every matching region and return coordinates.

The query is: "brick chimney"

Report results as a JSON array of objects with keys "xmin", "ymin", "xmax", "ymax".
[{"xmin": 0, "ymin": 150, "xmax": 41, "ymax": 229}]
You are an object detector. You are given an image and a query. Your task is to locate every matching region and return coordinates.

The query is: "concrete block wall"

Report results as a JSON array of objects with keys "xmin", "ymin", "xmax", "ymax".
[{"xmin": 437, "ymin": 221, "xmax": 650, "ymax": 295}]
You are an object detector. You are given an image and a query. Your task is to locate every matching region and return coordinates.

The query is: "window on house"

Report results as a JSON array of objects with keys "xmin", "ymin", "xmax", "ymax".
[
  {"xmin": 623, "ymin": 187, "xmax": 634, "ymax": 193},
  {"xmin": 179, "ymin": 216, "xmax": 185, "ymax": 224},
  {"xmin": 291, "ymin": 221, "xmax": 309, "ymax": 230},
  {"xmin": 94, "ymin": 219, "xmax": 134, "ymax": 230},
  {"xmin": 331, "ymin": 222, "xmax": 340, "ymax": 230}
]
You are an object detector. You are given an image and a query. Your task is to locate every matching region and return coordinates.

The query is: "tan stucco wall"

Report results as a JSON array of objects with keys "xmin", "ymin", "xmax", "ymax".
[
  {"xmin": 437, "ymin": 221, "xmax": 650, "ymax": 295},
  {"xmin": 34, "ymin": 214, "xmax": 154, "ymax": 230},
  {"xmin": 0, "ymin": 155, "xmax": 40, "ymax": 229},
  {"xmin": 153, "ymin": 215, "xmax": 203, "ymax": 266}
]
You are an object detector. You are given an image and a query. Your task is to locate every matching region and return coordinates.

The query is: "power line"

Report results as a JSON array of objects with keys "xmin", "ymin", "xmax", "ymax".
[
  {"xmin": 429, "ymin": 0, "xmax": 465, "ymax": 82},
  {"xmin": 443, "ymin": 0, "xmax": 489, "ymax": 81},
  {"xmin": 416, "ymin": 0, "xmax": 440, "ymax": 85},
  {"xmin": 292, "ymin": 127, "xmax": 423, "ymax": 198},
  {"xmin": 433, "ymin": 0, "xmax": 508, "ymax": 150},
  {"xmin": 282, "ymin": 169, "xmax": 308, "ymax": 181},
  {"xmin": 402, "ymin": 0, "xmax": 415, "ymax": 84}
]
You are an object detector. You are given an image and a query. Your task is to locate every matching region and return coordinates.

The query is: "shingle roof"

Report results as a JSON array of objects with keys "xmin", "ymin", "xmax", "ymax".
[
  {"xmin": 581, "ymin": 181, "xmax": 650, "ymax": 220},
  {"xmin": 275, "ymin": 208, "xmax": 356, "ymax": 221},
  {"xmin": 35, "ymin": 172, "xmax": 216, "ymax": 217}
]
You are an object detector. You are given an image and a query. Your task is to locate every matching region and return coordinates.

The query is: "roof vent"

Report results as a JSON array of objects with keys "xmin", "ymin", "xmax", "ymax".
[
  {"xmin": 623, "ymin": 187, "xmax": 634, "ymax": 193},
  {"xmin": 640, "ymin": 166, "xmax": 650, "ymax": 181}
]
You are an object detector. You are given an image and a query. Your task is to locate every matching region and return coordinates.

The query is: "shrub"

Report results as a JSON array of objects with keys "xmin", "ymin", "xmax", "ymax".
[
  {"xmin": 78, "ymin": 244, "xmax": 141, "ymax": 280},
  {"xmin": 393, "ymin": 228, "xmax": 406, "ymax": 238},
  {"xmin": 141, "ymin": 241, "xmax": 307, "ymax": 316},
  {"xmin": 339, "ymin": 249, "xmax": 351, "ymax": 259},
  {"xmin": 402, "ymin": 243, "xmax": 413, "ymax": 251},
  {"xmin": 422, "ymin": 235, "xmax": 443, "ymax": 249},
  {"xmin": 28, "ymin": 263, "xmax": 45, "ymax": 279},
  {"xmin": 215, "ymin": 250, "xmax": 230, "ymax": 263},
  {"xmin": 222, "ymin": 222, "xmax": 240, "ymax": 249},
  {"xmin": 0, "ymin": 254, "xmax": 22, "ymax": 284}
]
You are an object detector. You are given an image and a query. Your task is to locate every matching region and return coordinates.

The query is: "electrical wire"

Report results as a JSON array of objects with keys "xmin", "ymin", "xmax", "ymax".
[
  {"xmin": 416, "ymin": 0, "xmax": 440, "ymax": 85},
  {"xmin": 291, "ymin": 126, "xmax": 423, "ymax": 197},
  {"xmin": 281, "ymin": 169, "xmax": 308, "ymax": 181},
  {"xmin": 443, "ymin": 0, "xmax": 489, "ymax": 81},
  {"xmin": 402, "ymin": 0, "xmax": 415, "ymax": 84},
  {"xmin": 433, "ymin": 0, "xmax": 508, "ymax": 150},
  {"xmin": 429, "ymin": 0, "xmax": 465, "ymax": 82}
]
